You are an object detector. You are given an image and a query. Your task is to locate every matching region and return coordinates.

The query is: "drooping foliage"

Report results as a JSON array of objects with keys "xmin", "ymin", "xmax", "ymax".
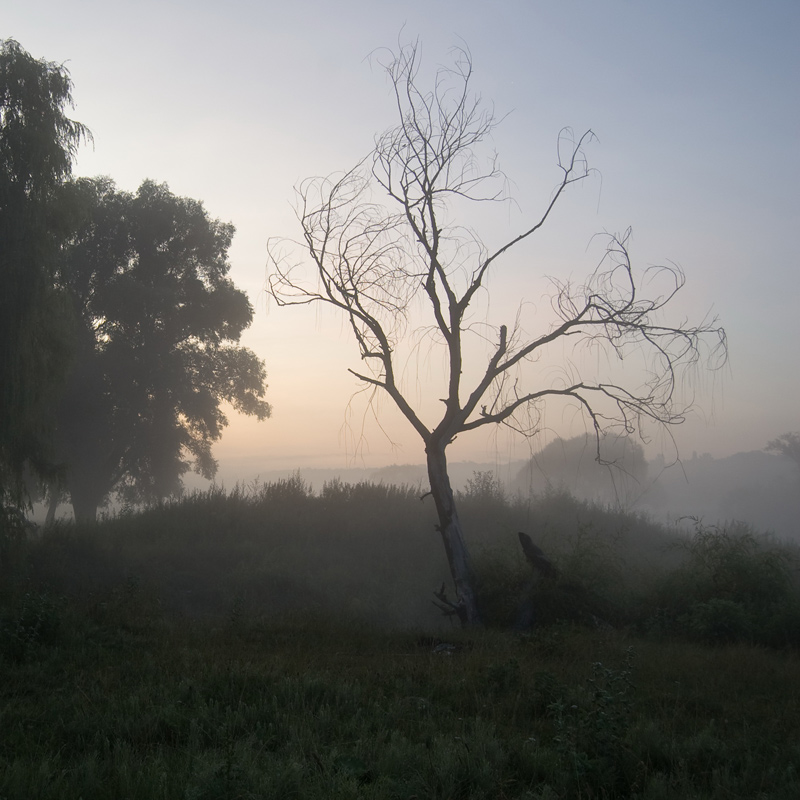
[
  {"xmin": 0, "ymin": 39, "xmax": 89, "ymax": 508},
  {"xmin": 54, "ymin": 178, "xmax": 271, "ymax": 521}
]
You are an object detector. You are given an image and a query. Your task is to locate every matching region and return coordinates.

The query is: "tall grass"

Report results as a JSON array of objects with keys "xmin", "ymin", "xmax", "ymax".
[
  {"xmin": 5, "ymin": 475, "xmax": 800, "ymax": 643},
  {"xmin": 1, "ymin": 607, "xmax": 799, "ymax": 798},
  {"xmin": 2, "ymin": 478, "xmax": 800, "ymax": 797},
  {"xmin": 7, "ymin": 477, "xmax": 449, "ymax": 628}
]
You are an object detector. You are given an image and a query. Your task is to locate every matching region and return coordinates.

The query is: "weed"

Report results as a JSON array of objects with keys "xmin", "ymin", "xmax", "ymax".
[
  {"xmin": 548, "ymin": 646, "xmax": 637, "ymax": 794},
  {"xmin": 0, "ymin": 590, "xmax": 61, "ymax": 662}
]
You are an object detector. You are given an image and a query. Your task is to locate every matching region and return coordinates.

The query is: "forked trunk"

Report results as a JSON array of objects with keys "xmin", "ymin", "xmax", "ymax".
[
  {"xmin": 44, "ymin": 480, "xmax": 60, "ymax": 527},
  {"xmin": 68, "ymin": 475, "xmax": 106, "ymax": 523},
  {"xmin": 70, "ymin": 493, "xmax": 100, "ymax": 523},
  {"xmin": 426, "ymin": 441, "xmax": 481, "ymax": 626}
]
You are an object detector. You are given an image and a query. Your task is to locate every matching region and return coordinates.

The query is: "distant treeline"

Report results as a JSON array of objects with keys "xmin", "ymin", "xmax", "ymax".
[{"xmin": 183, "ymin": 435, "xmax": 800, "ymax": 543}]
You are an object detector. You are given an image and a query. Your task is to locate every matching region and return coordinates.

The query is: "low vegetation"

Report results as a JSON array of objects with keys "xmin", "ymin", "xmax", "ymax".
[{"xmin": 2, "ymin": 477, "xmax": 799, "ymax": 798}]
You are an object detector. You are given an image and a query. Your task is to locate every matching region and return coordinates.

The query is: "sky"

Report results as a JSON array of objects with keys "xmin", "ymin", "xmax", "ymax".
[{"xmin": 6, "ymin": 0, "xmax": 800, "ymax": 481}]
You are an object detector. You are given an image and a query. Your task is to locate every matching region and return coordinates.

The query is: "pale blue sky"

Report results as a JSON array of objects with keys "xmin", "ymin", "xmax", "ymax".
[{"xmin": 6, "ymin": 1, "xmax": 799, "ymax": 474}]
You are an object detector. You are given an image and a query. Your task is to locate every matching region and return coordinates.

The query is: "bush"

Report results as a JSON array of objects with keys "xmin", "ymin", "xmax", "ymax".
[
  {"xmin": 644, "ymin": 521, "xmax": 800, "ymax": 646},
  {"xmin": 678, "ymin": 521, "xmax": 797, "ymax": 605},
  {"xmin": 0, "ymin": 503, "xmax": 29, "ymax": 586},
  {"xmin": 682, "ymin": 598, "xmax": 754, "ymax": 644},
  {"xmin": 547, "ymin": 647, "xmax": 638, "ymax": 795},
  {"xmin": 471, "ymin": 544, "xmax": 531, "ymax": 627},
  {"xmin": 0, "ymin": 591, "xmax": 61, "ymax": 662}
]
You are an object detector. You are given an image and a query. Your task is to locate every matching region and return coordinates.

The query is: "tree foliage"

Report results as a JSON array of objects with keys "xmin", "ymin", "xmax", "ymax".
[
  {"xmin": 0, "ymin": 38, "xmax": 89, "ymax": 508},
  {"xmin": 766, "ymin": 432, "xmax": 800, "ymax": 473},
  {"xmin": 515, "ymin": 434, "xmax": 649, "ymax": 505},
  {"xmin": 269, "ymin": 42, "xmax": 727, "ymax": 625},
  {"xmin": 55, "ymin": 178, "xmax": 270, "ymax": 521}
]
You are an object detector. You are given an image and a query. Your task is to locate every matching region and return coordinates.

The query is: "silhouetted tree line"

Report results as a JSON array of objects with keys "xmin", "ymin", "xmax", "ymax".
[{"xmin": 0, "ymin": 40, "xmax": 270, "ymax": 526}]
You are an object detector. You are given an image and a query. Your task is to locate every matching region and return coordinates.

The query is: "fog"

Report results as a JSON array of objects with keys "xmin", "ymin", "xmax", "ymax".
[
  {"xmin": 8, "ymin": 2, "xmax": 799, "ymax": 534},
  {"xmin": 172, "ymin": 440, "xmax": 800, "ymax": 543}
]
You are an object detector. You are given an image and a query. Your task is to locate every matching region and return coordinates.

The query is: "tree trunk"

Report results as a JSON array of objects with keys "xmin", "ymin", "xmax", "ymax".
[
  {"xmin": 70, "ymin": 496, "xmax": 98, "ymax": 523},
  {"xmin": 44, "ymin": 479, "xmax": 59, "ymax": 527},
  {"xmin": 426, "ymin": 441, "xmax": 481, "ymax": 626},
  {"xmin": 69, "ymin": 478, "xmax": 104, "ymax": 523}
]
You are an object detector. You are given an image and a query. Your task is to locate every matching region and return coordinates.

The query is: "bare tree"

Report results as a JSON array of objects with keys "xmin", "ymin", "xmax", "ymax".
[{"xmin": 267, "ymin": 43, "xmax": 727, "ymax": 626}]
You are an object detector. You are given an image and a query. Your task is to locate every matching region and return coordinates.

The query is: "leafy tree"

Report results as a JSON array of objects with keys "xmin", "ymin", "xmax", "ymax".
[
  {"xmin": 55, "ymin": 178, "xmax": 271, "ymax": 521},
  {"xmin": 0, "ymin": 39, "xmax": 89, "ymax": 509},
  {"xmin": 267, "ymin": 43, "xmax": 727, "ymax": 625},
  {"xmin": 766, "ymin": 432, "xmax": 800, "ymax": 474},
  {"xmin": 515, "ymin": 434, "xmax": 649, "ymax": 506}
]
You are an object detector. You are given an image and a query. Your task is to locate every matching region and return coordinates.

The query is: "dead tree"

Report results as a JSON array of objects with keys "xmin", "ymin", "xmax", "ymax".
[
  {"xmin": 267, "ymin": 42, "xmax": 727, "ymax": 626},
  {"xmin": 432, "ymin": 582, "xmax": 470, "ymax": 625},
  {"xmin": 514, "ymin": 531, "xmax": 559, "ymax": 630},
  {"xmin": 518, "ymin": 532, "xmax": 559, "ymax": 579}
]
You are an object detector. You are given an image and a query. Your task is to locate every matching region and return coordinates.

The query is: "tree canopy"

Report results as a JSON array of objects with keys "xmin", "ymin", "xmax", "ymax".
[
  {"xmin": 54, "ymin": 178, "xmax": 271, "ymax": 521},
  {"xmin": 766, "ymin": 432, "xmax": 800, "ymax": 474},
  {"xmin": 0, "ymin": 38, "xmax": 89, "ymax": 510},
  {"xmin": 514, "ymin": 434, "xmax": 649, "ymax": 506}
]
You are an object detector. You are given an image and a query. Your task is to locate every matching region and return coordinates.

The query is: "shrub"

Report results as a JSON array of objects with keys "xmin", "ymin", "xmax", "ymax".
[
  {"xmin": 0, "ymin": 503, "xmax": 30, "ymax": 588},
  {"xmin": 0, "ymin": 591, "xmax": 61, "ymax": 662},
  {"xmin": 644, "ymin": 521, "xmax": 800, "ymax": 646},
  {"xmin": 471, "ymin": 543, "xmax": 531, "ymax": 627},
  {"xmin": 682, "ymin": 598, "xmax": 754, "ymax": 644},
  {"xmin": 547, "ymin": 647, "xmax": 638, "ymax": 794},
  {"xmin": 678, "ymin": 521, "xmax": 797, "ymax": 605}
]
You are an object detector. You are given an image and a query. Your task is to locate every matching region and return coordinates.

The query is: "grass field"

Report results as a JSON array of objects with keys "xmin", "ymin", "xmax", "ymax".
[{"xmin": 2, "ymin": 479, "xmax": 799, "ymax": 798}]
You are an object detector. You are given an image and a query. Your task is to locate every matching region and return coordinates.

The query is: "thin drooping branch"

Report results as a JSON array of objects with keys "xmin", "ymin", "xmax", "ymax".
[
  {"xmin": 458, "ymin": 128, "xmax": 596, "ymax": 314},
  {"xmin": 267, "ymin": 43, "xmax": 725, "ymax": 456},
  {"xmin": 454, "ymin": 230, "xmax": 726, "ymax": 439}
]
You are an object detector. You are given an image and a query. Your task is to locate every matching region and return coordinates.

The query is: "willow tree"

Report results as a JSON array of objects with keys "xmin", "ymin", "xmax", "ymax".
[
  {"xmin": 0, "ymin": 39, "xmax": 89, "ymax": 509},
  {"xmin": 267, "ymin": 44, "xmax": 726, "ymax": 625}
]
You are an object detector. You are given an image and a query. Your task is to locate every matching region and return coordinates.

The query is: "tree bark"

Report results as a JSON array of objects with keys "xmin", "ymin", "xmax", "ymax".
[
  {"xmin": 68, "ymin": 476, "xmax": 105, "ymax": 523},
  {"xmin": 426, "ymin": 440, "xmax": 481, "ymax": 626},
  {"xmin": 44, "ymin": 479, "xmax": 59, "ymax": 527}
]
